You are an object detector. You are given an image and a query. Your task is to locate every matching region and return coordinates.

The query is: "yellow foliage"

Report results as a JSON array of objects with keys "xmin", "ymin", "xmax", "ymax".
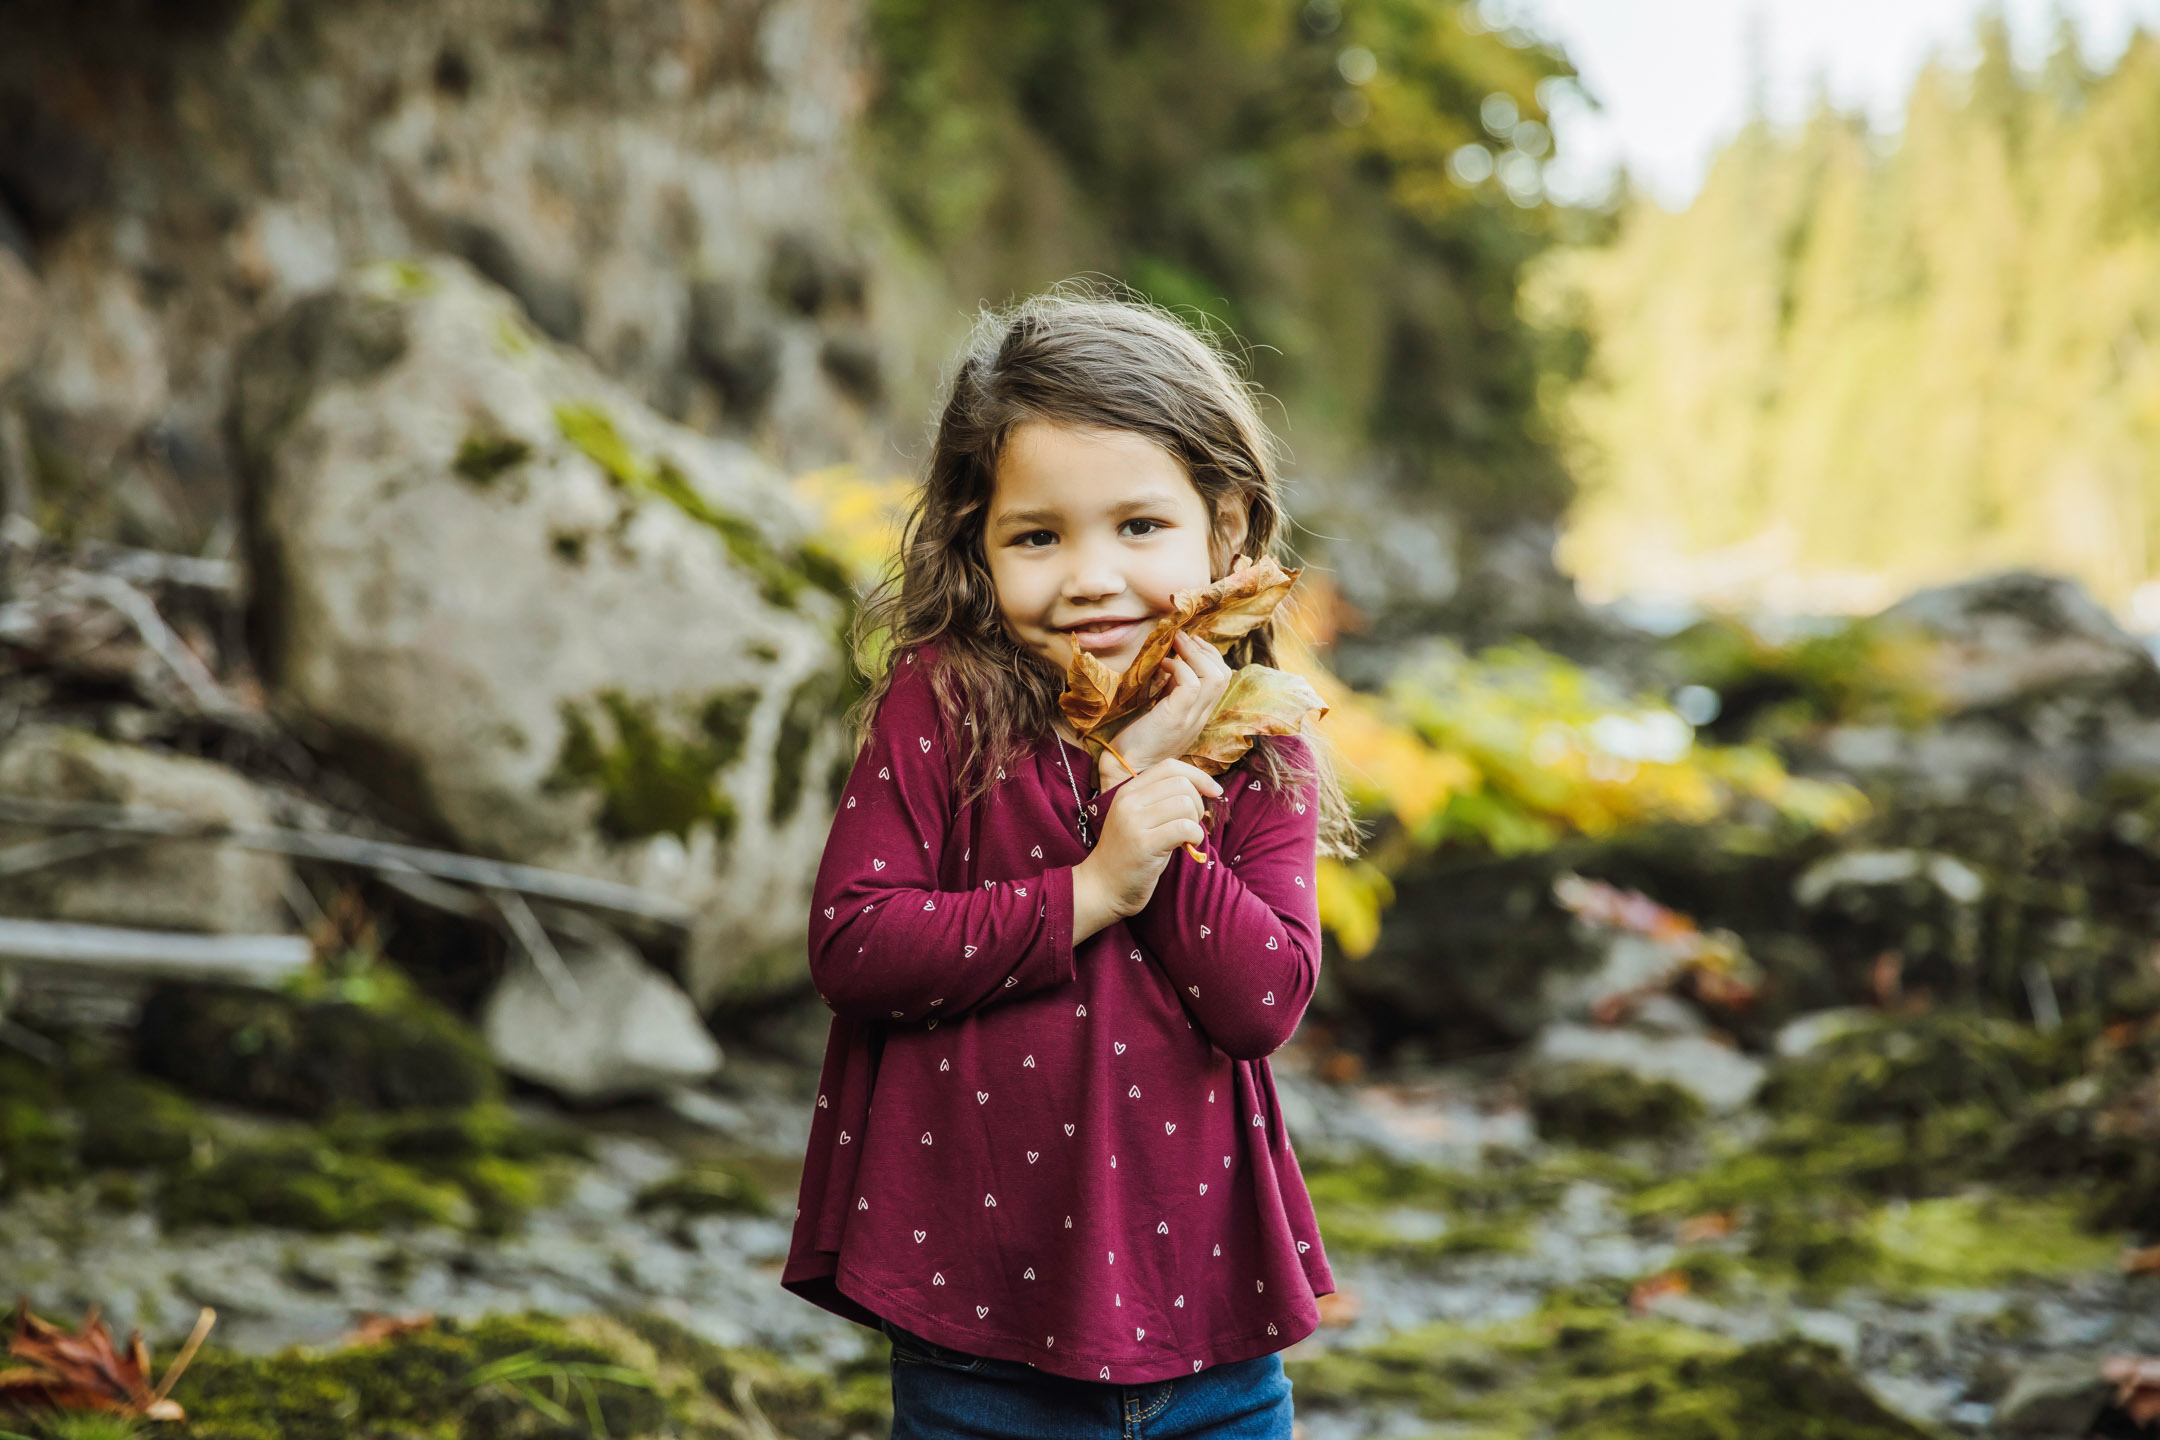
[
  {"xmin": 791, "ymin": 466, "xmax": 916, "ymax": 586},
  {"xmin": 1316, "ymin": 857, "xmax": 1397, "ymax": 961}
]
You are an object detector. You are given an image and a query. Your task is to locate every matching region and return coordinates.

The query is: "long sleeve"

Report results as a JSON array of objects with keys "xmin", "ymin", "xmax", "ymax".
[
  {"xmin": 807, "ymin": 651, "xmax": 1076, "ymax": 1024},
  {"xmin": 1117, "ymin": 736, "xmax": 1322, "ymax": 1060}
]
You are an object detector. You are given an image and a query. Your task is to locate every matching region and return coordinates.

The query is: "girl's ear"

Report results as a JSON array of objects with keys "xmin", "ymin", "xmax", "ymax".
[{"xmin": 1213, "ymin": 495, "xmax": 1251, "ymax": 575}]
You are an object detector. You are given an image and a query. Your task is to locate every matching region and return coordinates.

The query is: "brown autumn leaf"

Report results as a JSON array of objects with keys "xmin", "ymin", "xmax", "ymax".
[
  {"xmin": 1179, "ymin": 664, "xmax": 1328, "ymax": 776},
  {"xmin": 1625, "ymin": 1270, "xmax": 1690, "ymax": 1313},
  {"xmin": 2103, "ymin": 1354, "xmax": 2160, "ymax": 1426},
  {"xmin": 0, "ymin": 1298, "xmax": 216, "ymax": 1421},
  {"xmin": 1058, "ymin": 554, "xmax": 1301, "ymax": 740}
]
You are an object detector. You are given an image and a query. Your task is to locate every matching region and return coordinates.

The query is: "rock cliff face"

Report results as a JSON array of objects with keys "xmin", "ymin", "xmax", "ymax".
[
  {"xmin": 0, "ymin": 0, "xmax": 910, "ymax": 1006},
  {"xmin": 0, "ymin": 0, "xmax": 906, "ymax": 554}
]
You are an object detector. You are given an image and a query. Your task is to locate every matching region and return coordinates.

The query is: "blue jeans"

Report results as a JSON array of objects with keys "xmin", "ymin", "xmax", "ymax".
[{"xmin": 882, "ymin": 1318, "xmax": 1294, "ymax": 1440}]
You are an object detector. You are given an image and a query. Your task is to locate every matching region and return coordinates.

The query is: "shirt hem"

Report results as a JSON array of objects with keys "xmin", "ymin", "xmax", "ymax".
[{"xmin": 830, "ymin": 1264, "xmax": 1321, "ymax": 1385}]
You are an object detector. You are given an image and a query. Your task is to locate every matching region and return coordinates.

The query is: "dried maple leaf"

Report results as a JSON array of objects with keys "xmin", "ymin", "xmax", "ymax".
[
  {"xmin": 1058, "ymin": 555, "xmax": 1301, "ymax": 741},
  {"xmin": 341, "ymin": 1311, "xmax": 437, "ymax": 1347},
  {"xmin": 1179, "ymin": 664, "xmax": 1328, "ymax": 776},
  {"xmin": 0, "ymin": 1298, "xmax": 214, "ymax": 1421}
]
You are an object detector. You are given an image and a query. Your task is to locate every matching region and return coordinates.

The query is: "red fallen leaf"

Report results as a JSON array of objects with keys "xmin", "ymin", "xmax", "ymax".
[
  {"xmin": 1626, "ymin": 1270, "xmax": 1690, "ymax": 1313},
  {"xmin": 2102, "ymin": 1354, "xmax": 2160, "ymax": 1426},
  {"xmin": 0, "ymin": 1297, "xmax": 215, "ymax": 1420}
]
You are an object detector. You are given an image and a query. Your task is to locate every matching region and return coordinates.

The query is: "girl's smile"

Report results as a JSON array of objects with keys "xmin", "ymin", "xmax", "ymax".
[{"xmin": 985, "ymin": 421, "xmax": 1245, "ymax": 674}]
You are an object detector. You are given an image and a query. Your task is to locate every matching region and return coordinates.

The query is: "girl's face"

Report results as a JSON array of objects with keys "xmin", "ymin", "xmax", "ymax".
[{"xmin": 985, "ymin": 421, "xmax": 1244, "ymax": 675}]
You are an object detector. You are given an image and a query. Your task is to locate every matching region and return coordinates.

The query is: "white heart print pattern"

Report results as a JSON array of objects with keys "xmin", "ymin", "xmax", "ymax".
[
  {"xmin": 1294, "ymin": 874, "xmax": 1305, "ymax": 886},
  {"xmin": 984, "ymin": 1193, "xmax": 997, "ymax": 1207},
  {"xmin": 933, "ymin": 1272, "xmax": 945, "ymax": 1285},
  {"xmin": 919, "ymin": 737, "xmax": 932, "ymax": 752},
  {"xmin": 976, "ymin": 1305, "xmax": 989, "ymax": 1317},
  {"xmin": 857, "ymin": 1197, "xmax": 868, "ymax": 1210},
  {"xmin": 1064, "ymin": 1123, "xmax": 1076, "ymax": 1135},
  {"xmin": 940, "ymin": 1059, "xmax": 950, "ymax": 1072},
  {"xmin": 1175, "ymin": 1295, "xmax": 1186, "ymax": 1308},
  {"xmin": 1127, "ymin": 1085, "xmax": 1141, "ymax": 1098},
  {"xmin": 1188, "ymin": 985, "xmax": 1199, "ymax": 997},
  {"xmin": 822, "ymin": 907, "xmax": 833, "ymax": 919},
  {"xmin": 1165, "ymin": 1122, "xmax": 1176, "ymax": 1134},
  {"xmin": 1266, "ymin": 937, "xmax": 1278, "ymax": 950},
  {"xmin": 1030, "ymin": 845, "xmax": 1043, "ymax": 858},
  {"xmin": 1297, "ymin": 1240, "xmax": 1311, "ymax": 1253},
  {"xmin": 1027, "ymin": 1150, "xmax": 1039, "ymax": 1163},
  {"xmin": 879, "ymin": 767, "xmax": 890, "ymax": 779},
  {"xmin": 845, "ymin": 797, "xmax": 856, "ymax": 809},
  {"xmin": 873, "ymin": 859, "xmax": 886, "ymax": 871},
  {"xmin": 1024, "ymin": 1267, "xmax": 1036, "ymax": 1279},
  {"xmin": 1262, "ymin": 991, "xmax": 1277, "ymax": 1005},
  {"xmin": 914, "ymin": 1230, "xmax": 926, "ymax": 1242},
  {"xmin": 1114, "ymin": 1042, "xmax": 1127, "ymax": 1055},
  {"xmin": 838, "ymin": 1131, "xmax": 851, "ymax": 1144},
  {"xmin": 1199, "ymin": 925, "xmax": 1211, "ymax": 939},
  {"xmin": 1024, "ymin": 1055, "xmax": 1036, "ymax": 1068},
  {"xmin": 1199, "ymin": 1183, "xmax": 1208, "ymax": 1194},
  {"xmin": 977, "ymin": 1091, "xmax": 990, "ymax": 1103},
  {"xmin": 920, "ymin": 1132, "xmax": 932, "ymax": 1145},
  {"xmin": 1156, "ymin": 1221, "xmax": 1169, "ymax": 1234},
  {"xmin": 1076, "ymin": 1003, "xmax": 1088, "ymax": 1017}
]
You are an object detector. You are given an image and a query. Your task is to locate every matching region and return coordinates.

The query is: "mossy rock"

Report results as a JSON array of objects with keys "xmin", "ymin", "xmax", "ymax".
[
  {"xmin": 634, "ymin": 1158, "xmax": 773, "ymax": 1218},
  {"xmin": 161, "ymin": 1136, "xmax": 475, "ymax": 1232},
  {"xmin": 1528, "ymin": 1062, "xmax": 1707, "ymax": 1147},
  {"xmin": 165, "ymin": 1309, "xmax": 879, "ymax": 1440},
  {"xmin": 1287, "ymin": 1301, "xmax": 1932, "ymax": 1439},
  {"xmin": 134, "ymin": 967, "xmax": 496, "ymax": 1118},
  {"xmin": 72, "ymin": 1069, "xmax": 212, "ymax": 1170},
  {"xmin": 1765, "ymin": 1011, "xmax": 2084, "ymax": 1127}
]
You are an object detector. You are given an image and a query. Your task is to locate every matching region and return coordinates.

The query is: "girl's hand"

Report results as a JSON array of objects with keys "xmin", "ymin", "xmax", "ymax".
[
  {"xmin": 1072, "ymin": 759, "xmax": 1224, "ymax": 940},
  {"xmin": 1096, "ymin": 631, "xmax": 1235, "ymax": 787}
]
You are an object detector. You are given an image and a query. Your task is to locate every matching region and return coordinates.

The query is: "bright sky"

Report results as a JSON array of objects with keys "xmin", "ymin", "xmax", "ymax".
[{"xmin": 1495, "ymin": 0, "xmax": 2160, "ymax": 207}]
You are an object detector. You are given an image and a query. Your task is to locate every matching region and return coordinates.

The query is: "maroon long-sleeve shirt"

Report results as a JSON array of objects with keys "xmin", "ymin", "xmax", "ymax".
[{"xmin": 780, "ymin": 645, "xmax": 1336, "ymax": 1383}]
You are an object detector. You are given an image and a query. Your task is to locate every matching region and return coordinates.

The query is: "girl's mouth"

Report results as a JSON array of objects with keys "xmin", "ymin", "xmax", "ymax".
[{"xmin": 1059, "ymin": 618, "xmax": 1150, "ymax": 653}]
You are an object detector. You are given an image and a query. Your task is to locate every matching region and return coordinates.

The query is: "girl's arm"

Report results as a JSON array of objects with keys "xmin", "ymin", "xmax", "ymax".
[
  {"xmin": 1114, "ymin": 736, "xmax": 1323, "ymax": 1060},
  {"xmin": 807, "ymin": 654, "xmax": 1076, "ymax": 1024}
]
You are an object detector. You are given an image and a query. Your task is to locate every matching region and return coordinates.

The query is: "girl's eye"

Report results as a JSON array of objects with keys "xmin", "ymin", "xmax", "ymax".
[
  {"xmin": 1014, "ymin": 530, "xmax": 1057, "ymax": 548},
  {"xmin": 1121, "ymin": 518, "xmax": 1165, "ymax": 538}
]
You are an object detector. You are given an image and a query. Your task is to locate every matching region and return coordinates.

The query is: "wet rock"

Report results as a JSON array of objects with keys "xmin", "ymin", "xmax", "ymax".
[
  {"xmin": 1989, "ymin": 1357, "xmax": 2110, "ymax": 1437},
  {"xmin": 687, "ymin": 275, "xmax": 783, "ymax": 419},
  {"xmin": 0, "ymin": 244, "xmax": 46, "ymax": 390},
  {"xmin": 235, "ymin": 261, "xmax": 853, "ymax": 1005},
  {"xmin": 0, "ymin": 725, "xmax": 290, "ymax": 935},
  {"xmin": 1814, "ymin": 571, "xmax": 2160, "ymax": 801},
  {"xmin": 1534, "ymin": 1022, "xmax": 1766, "ymax": 1112},
  {"xmin": 482, "ymin": 927, "xmax": 721, "ymax": 1102}
]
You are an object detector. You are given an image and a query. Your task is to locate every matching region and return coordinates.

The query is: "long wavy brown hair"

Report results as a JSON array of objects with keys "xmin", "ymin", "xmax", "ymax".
[{"xmin": 852, "ymin": 287, "xmax": 1359, "ymax": 858}]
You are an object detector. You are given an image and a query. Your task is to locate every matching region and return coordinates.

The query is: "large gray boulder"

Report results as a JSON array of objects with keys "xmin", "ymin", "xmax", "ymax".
[{"xmin": 235, "ymin": 260, "xmax": 854, "ymax": 1005}]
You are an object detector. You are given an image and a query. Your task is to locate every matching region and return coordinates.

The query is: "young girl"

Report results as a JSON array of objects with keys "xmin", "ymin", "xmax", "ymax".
[{"xmin": 781, "ymin": 291, "xmax": 1358, "ymax": 1439}]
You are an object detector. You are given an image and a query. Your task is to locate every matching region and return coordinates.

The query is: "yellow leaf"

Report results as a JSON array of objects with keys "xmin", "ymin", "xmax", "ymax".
[{"xmin": 1180, "ymin": 665, "xmax": 1329, "ymax": 775}]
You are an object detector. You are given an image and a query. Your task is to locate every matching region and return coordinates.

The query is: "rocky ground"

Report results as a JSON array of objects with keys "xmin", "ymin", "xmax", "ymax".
[{"xmin": 5, "ymin": 988, "xmax": 2152, "ymax": 1440}]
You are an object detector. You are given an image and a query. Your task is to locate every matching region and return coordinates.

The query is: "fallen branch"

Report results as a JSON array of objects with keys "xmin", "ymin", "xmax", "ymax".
[
  {"xmin": 0, "ymin": 917, "xmax": 311, "ymax": 986},
  {"xmin": 0, "ymin": 796, "xmax": 695, "ymax": 928}
]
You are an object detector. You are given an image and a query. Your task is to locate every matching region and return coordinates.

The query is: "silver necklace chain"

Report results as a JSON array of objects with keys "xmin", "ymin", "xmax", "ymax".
[{"xmin": 1053, "ymin": 733, "xmax": 1093, "ymax": 849}]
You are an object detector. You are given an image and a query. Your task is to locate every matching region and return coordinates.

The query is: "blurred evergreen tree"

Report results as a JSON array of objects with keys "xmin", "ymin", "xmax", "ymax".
[{"xmin": 1537, "ymin": 16, "xmax": 2160, "ymax": 615}]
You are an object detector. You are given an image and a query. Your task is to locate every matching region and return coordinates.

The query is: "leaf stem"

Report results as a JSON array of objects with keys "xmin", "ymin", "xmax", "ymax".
[{"xmin": 1095, "ymin": 734, "xmax": 1207, "ymax": 863}]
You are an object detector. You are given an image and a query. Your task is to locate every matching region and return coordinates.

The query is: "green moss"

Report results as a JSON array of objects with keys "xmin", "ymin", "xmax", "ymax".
[
  {"xmin": 770, "ymin": 669, "xmax": 846, "ymax": 824},
  {"xmin": 0, "ymin": 1093, "xmax": 75, "ymax": 1193},
  {"xmin": 161, "ymin": 1136, "xmax": 473, "ymax": 1232},
  {"xmin": 166, "ymin": 1310, "xmax": 877, "ymax": 1440},
  {"xmin": 1300, "ymin": 1152, "xmax": 1627, "ymax": 1262},
  {"xmin": 453, "ymin": 433, "xmax": 533, "ymax": 485},
  {"xmin": 72, "ymin": 1070, "xmax": 208, "ymax": 1170},
  {"xmin": 135, "ymin": 963, "xmax": 496, "ymax": 1119},
  {"xmin": 634, "ymin": 1157, "xmax": 773, "ymax": 1218},
  {"xmin": 1529, "ymin": 1063, "xmax": 1707, "ymax": 1147},
  {"xmin": 1765, "ymin": 1011, "xmax": 2083, "ymax": 1127},
  {"xmin": 548, "ymin": 688, "xmax": 758, "ymax": 844},
  {"xmin": 552, "ymin": 401, "xmax": 847, "ymax": 611},
  {"xmin": 1286, "ymin": 1300, "xmax": 1931, "ymax": 1440}
]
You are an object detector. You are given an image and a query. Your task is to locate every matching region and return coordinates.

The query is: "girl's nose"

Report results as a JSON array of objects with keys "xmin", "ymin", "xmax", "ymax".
[{"xmin": 1061, "ymin": 544, "xmax": 1126, "ymax": 603}]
